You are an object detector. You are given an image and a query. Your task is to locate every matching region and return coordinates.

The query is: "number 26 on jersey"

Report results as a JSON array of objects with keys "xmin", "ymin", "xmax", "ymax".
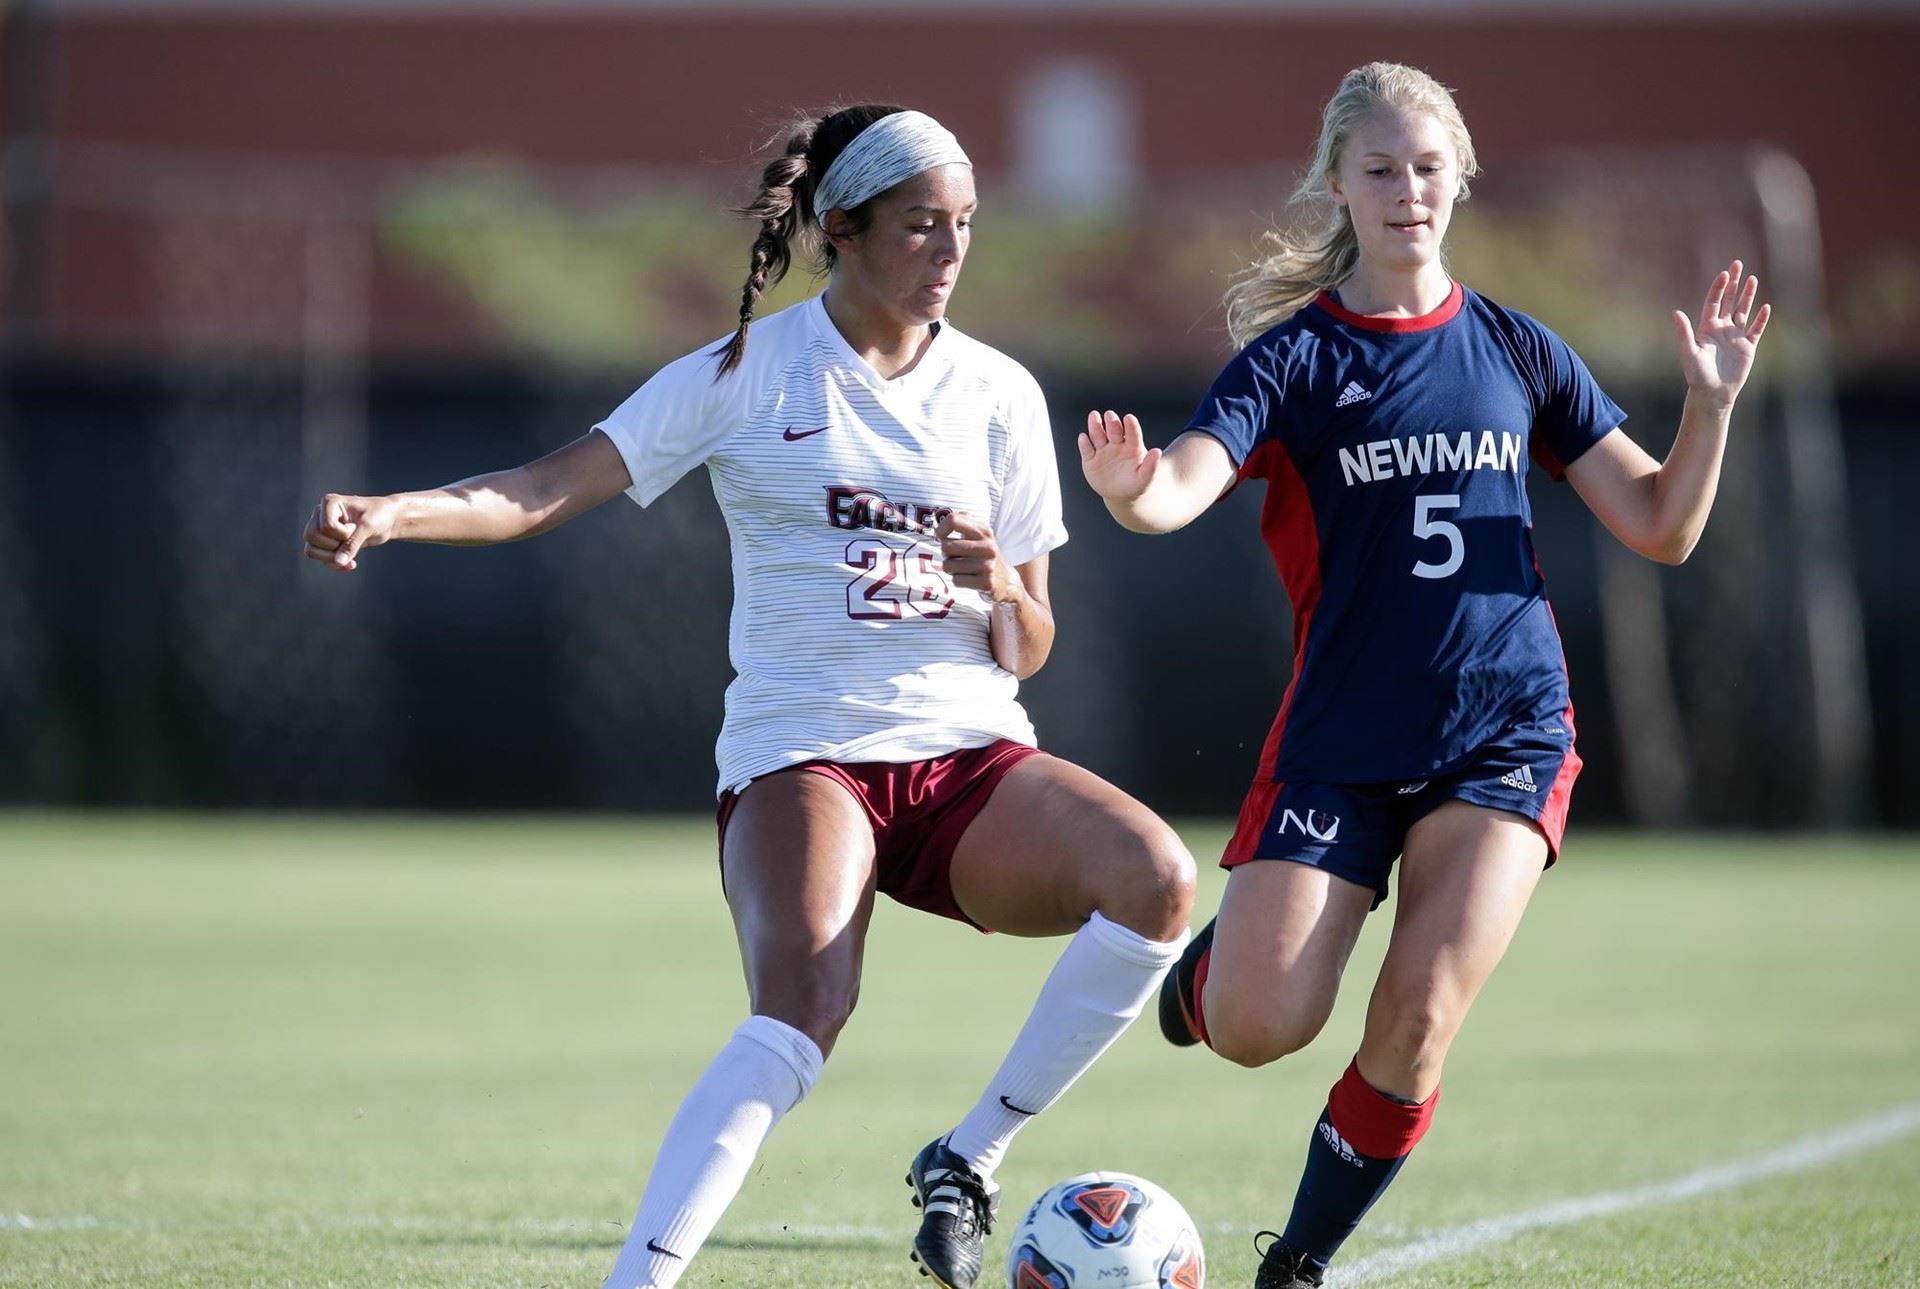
[{"xmin": 845, "ymin": 538, "xmax": 956, "ymax": 619}]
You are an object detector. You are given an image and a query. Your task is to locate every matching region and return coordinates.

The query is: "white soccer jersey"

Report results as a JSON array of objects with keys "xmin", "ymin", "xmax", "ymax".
[{"xmin": 594, "ymin": 294, "xmax": 1069, "ymax": 796}]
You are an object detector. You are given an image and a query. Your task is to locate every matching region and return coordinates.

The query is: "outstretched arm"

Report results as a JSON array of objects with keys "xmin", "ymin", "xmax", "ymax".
[
  {"xmin": 1566, "ymin": 260, "xmax": 1771, "ymax": 565},
  {"xmin": 1078, "ymin": 411, "xmax": 1238, "ymax": 534},
  {"xmin": 301, "ymin": 430, "xmax": 635, "ymax": 572}
]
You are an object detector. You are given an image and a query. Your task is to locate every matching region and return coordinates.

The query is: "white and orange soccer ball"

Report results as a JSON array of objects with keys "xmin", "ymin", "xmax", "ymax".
[{"xmin": 1005, "ymin": 1171, "xmax": 1204, "ymax": 1289}]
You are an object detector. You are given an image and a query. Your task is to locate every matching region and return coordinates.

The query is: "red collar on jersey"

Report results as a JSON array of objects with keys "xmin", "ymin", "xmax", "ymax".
[{"xmin": 1313, "ymin": 281, "xmax": 1464, "ymax": 333}]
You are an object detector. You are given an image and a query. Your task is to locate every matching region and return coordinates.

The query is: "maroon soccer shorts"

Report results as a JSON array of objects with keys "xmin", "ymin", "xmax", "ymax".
[{"xmin": 716, "ymin": 739, "xmax": 1045, "ymax": 931}]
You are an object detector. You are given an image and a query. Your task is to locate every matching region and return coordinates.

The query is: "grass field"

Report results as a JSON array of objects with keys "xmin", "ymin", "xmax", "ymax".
[{"xmin": 2, "ymin": 815, "xmax": 1916, "ymax": 1288}]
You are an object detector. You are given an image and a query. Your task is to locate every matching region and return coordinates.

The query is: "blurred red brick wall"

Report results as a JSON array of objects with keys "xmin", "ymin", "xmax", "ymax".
[{"xmin": 8, "ymin": 11, "xmax": 1917, "ymax": 363}]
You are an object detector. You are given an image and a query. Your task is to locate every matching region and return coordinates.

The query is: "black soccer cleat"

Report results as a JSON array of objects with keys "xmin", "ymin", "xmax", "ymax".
[
  {"xmin": 1252, "ymin": 1231, "xmax": 1326, "ymax": 1289},
  {"xmin": 904, "ymin": 1136, "xmax": 999, "ymax": 1289},
  {"xmin": 1157, "ymin": 916, "xmax": 1216, "ymax": 1047}
]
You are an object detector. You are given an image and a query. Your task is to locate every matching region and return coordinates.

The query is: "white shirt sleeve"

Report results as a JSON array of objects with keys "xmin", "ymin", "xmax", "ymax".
[
  {"xmin": 593, "ymin": 341, "xmax": 750, "ymax": 507},
  {"xmin": 992, "ymin": 365, "xmax": 1070, "ymax": 567}
]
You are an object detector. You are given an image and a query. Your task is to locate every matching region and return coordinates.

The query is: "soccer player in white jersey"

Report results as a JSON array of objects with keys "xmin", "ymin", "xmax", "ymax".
[
  {"xmin": 302, "ymin": 104, "xmax": 1196, "ymax": 1289},
  {"xmin": 1079, "ymin": 64, "xmax": 1770, "ymax": 1288}
]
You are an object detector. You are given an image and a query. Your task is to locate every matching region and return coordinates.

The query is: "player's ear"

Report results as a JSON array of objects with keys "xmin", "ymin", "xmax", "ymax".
[{"xmin": 822, "ymin": 208, "xmax": 858, "ymax": 246}]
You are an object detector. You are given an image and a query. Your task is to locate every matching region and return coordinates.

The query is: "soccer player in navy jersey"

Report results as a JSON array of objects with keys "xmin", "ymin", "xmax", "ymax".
[{"xmin": 1079, "ymin": 63, "xmax": 1770, "ymax": 1288}]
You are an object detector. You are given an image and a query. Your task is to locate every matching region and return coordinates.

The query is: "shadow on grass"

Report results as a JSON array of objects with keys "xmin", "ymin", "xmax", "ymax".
[
  {"xmin": 383, "ymin": 1228, "xmax": 889, "ymax": 1254},
  {"xmin": 706, "ymin": 1234, "xmax": 892, "ymax": 1253}
]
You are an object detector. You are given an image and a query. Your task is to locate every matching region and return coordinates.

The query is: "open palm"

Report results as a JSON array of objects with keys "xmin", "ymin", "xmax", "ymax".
[
  {"xmin": 1078, "ymin": 410, "xmax": 1162, "ymax": 502},
  {"xmin": 1673, "ymin": 260, "xmax": 1770, "ymax": 407}
]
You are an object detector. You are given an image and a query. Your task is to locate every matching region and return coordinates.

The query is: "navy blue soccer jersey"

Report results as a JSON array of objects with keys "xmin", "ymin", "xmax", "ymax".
[{"xmin": 1189, "ymin": 282, "xmax": 1626, "ymax": 784}]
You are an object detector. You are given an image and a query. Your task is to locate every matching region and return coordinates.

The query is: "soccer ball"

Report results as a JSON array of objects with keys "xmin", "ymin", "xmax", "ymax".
[{"xmin": 1004, "ymin": 1171, "xmax": 1204, "ymax": 1289}]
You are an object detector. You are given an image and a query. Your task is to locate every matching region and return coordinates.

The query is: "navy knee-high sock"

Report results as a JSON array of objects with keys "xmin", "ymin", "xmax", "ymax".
[{"xmin": 1280, "ymin": 1058, "xmax": 1439, "ymax": 1271}]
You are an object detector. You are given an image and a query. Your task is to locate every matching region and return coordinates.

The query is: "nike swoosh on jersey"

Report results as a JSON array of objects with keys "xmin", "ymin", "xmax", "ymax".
[{"xmin": 782, "ymin": 426, "xmax": 829, "ymax": 441}]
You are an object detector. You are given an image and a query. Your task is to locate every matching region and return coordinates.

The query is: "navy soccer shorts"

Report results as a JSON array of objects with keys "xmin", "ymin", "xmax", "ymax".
[{"xmin": 1220, "ymin": 717, "xmax": 1580, "ymax": 908}]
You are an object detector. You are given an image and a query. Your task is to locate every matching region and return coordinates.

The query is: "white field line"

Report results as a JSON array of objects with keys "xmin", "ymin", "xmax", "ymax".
[
  {"xmin": 1, "ymin": 1214, "xmax": 103, "ymax": 1231},
  {"xmin": 1335, "ymin": 1101, "xmax": 1920, "ymax": 1284}
]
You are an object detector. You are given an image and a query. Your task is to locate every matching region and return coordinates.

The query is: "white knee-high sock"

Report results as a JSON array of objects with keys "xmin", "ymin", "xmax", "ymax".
[
  {"xmin": 602, "ymin": 1015, "xmax": 824, "ymax": 1289},
  {"xmin": 945, "ymin": 912, "xmax": 1186, "ymax": 1179}
]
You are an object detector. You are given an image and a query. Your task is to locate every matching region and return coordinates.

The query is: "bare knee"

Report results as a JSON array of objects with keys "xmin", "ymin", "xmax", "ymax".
[
  {"xmin": 750, "ymin": 968, "xmax": 861, "ymax": 1058},
  {"xmin": 1204, "ymin": 988, "xmax": 1332, "ymax": 1070},
  {"xmin": 1095, "ymin": 821, "xmax": 1196, "ymax": 943},
  {"xmin": 1208, "ymin": 1013, "xmax": 1323, "ymax": 1070}
]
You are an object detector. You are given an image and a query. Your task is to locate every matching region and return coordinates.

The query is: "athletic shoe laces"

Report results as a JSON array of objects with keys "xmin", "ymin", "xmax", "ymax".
[
  {"xmin": 1253, "ymin": 1231, "xmax": 1325, "ymax": 1289},
  {"xmin": 922, "ymin": 1161, "xmax": 996, "ymax": 1237}
]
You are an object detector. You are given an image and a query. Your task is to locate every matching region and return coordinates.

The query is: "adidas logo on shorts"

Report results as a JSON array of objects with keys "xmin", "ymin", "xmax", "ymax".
[
  {"xmin": 1499, "ymin": 764, "xmax": 1540, "ymax": 794},
  {"xmin": 1335, "ymin": 381, "xmax": 1373, "ymax": 408}
]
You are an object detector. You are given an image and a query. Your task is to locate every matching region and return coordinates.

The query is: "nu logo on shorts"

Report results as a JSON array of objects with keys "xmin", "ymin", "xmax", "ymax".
[{"xmin": 1276, "ymin": 808, "xmax": 1341, "ymax": 843}]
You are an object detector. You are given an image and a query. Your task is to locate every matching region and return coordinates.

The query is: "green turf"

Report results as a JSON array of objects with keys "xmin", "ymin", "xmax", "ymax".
[{"xmin": 2, "ymin": 816, "xmax": 1915, "ymax": 1287}]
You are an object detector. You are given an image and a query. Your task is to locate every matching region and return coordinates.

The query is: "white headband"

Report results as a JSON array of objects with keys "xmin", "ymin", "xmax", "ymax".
[{"xmin": 813, "ymin": 110, "xmax": 971, "ymax": 230}]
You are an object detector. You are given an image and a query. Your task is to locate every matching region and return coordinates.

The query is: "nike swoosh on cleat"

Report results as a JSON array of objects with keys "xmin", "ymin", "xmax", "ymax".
[
  {"xmin": 646, "ymin": 1239, "xmax": 684, "ymax": 1259},
  {"xmin": 782, "ymin": 426, "xmax": 829, "ymax": 441},
  {"xmin": 999, "ymin": 1094, "xmax": 1038, "ymax": 1116}
]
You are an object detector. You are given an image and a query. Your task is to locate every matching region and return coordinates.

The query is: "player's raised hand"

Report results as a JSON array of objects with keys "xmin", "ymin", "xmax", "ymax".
[
  {"xmin": 936, "ymin": 510, "xmax": 1019, "ymax": 603},
  {"xmin": 303, "ymin": 493, "xmax": 399, "ymax": 572},
  {"xmin": 1672, "ymin": 260, "xmax": 1770, "ymax": 408},
  {"xmin": 1078, "ymin": 410, "xmax": 1162, "ymax": 502}
]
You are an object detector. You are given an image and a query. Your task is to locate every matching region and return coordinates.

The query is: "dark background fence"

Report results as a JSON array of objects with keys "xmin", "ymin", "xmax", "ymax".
[
  {"xmin": 3, "ymin": 3, "xmax": 1915, "ymax": 829},
  {"xmin": 6, "ymin": 353, "xmax": 1914, "ymax": 825}
]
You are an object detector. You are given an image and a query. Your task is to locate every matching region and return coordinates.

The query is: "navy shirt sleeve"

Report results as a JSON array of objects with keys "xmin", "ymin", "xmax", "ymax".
[
  {"xmin": 1523, "ymin": 319, "xmax": 1627, "ymax": 481},
  {"xmin": 1185, "ymin": 339, "xmax": 1290, "ymax": 472}
]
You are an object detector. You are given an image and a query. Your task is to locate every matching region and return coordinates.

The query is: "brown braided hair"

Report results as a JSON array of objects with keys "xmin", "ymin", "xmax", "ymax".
[{"xmin": 712, "ymin": 103, "xmax": 908, "ymax": 377}]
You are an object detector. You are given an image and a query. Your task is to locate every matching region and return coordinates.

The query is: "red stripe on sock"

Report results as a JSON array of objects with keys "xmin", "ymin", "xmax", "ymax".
[
  {"xmin": 1191, "ymin": 944, "xmax": 1214, "ymax": 1049},
  {"xmin": 1325, "ymin": 1058, "xmax": 1438, "ymax": 1159}
]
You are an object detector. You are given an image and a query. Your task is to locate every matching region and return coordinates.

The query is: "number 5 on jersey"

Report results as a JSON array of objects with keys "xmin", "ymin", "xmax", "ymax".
[
  {"xmin": 846, "ymin": 538, "xmax": 956, "ymax": 619},
  {"xmin": 1412, "ymin": 494, "xmax": 1464, "ymax": 579}
]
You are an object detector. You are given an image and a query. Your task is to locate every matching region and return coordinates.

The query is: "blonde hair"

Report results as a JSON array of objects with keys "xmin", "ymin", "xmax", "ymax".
[{"xmin": 1224, "ymin": 62, "xmax": 1479, "ymax": 348}]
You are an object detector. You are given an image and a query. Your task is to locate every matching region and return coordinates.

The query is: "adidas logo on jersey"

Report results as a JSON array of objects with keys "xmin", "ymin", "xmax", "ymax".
[
  {"xmin": 1334, "ymin": 380, "xmax": 1373, "ymax": 408},
  {"xmin": 1499, "ymin": 765, "xmax": 1540, "ymax": 794}
]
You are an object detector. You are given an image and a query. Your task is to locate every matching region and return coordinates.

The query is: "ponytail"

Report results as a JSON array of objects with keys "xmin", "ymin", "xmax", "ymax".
[
  {"xmin": 713, "ymin": 123, "xmax": 817, "ymax": 376},
  {"xmin": 1224, "ymin": 218, "xmax": 1363, "ymax": 350},
  {"xmin": 711, "ymin": 103, "xmax": 910, "ymax": 377}
]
